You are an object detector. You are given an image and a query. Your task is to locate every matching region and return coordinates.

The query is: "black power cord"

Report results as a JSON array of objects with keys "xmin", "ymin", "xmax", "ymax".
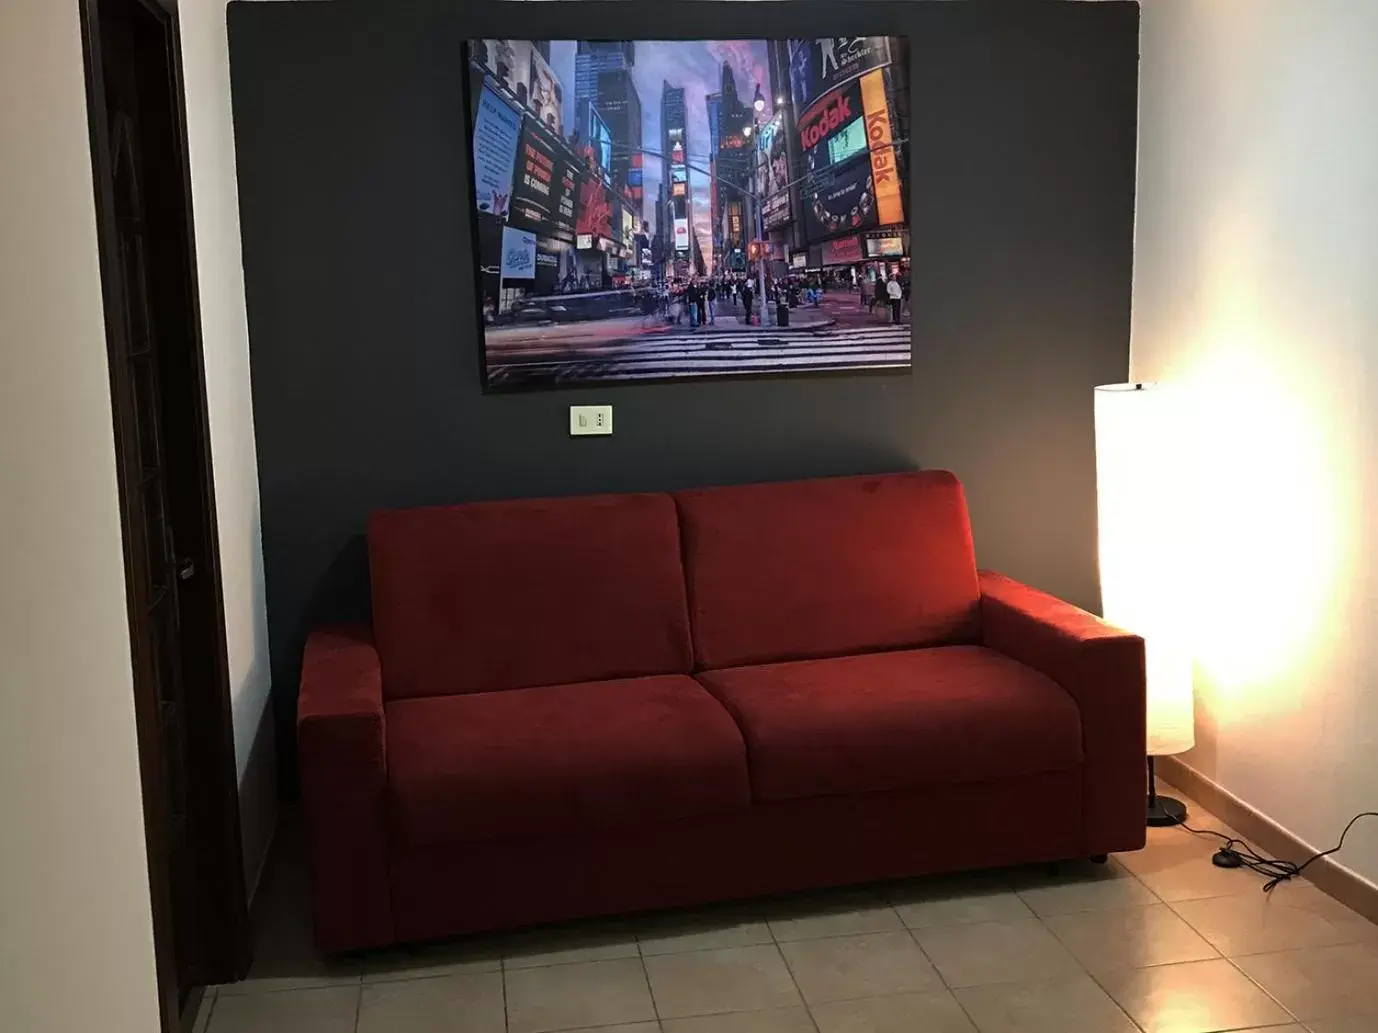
[{"xmin": 1165, "ymin": 811, "xmax": 1378, "ymax": 892}]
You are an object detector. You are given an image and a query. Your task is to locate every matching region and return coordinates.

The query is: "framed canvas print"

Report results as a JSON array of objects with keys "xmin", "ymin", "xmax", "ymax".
[{"xmin": 464, "ymin": 36, "xmax": 912, "ymax": 388}]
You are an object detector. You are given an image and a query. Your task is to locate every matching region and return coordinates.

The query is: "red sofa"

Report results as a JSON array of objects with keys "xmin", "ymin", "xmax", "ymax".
[{"xmin": 298, "ymin": 471, "xmax": 1147, "ymax": 953}]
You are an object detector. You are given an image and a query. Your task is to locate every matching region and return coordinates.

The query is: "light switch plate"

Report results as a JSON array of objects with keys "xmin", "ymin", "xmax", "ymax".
[{"xmin": 569, "ymin": 404, "xmax": 613, "ymax": 436}]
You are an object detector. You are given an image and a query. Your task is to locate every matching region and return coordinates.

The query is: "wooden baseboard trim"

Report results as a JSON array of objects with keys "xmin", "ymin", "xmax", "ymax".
[{"xmin": 1158, "ymin": 756, "xmax": 1378, "ymax": 926}]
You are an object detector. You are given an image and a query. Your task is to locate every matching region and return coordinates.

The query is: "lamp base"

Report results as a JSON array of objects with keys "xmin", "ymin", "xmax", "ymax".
[{"xmin": 1147, "ymin": 794, "xmax": 1187, "ymax": 827}]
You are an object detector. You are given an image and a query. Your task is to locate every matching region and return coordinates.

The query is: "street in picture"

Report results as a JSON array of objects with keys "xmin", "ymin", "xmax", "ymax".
[{"xmin": 467, "ymin": 37, "xmax": 912, "ymax": 387}]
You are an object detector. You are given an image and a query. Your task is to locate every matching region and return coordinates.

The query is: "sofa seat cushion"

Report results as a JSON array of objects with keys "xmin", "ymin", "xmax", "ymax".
[
  {"xmin": 697, "ymin": 646, "xmax": 1083, "ymax": 803},
  {"xmin": 386, "ymin": 675, "xmax": 751, "ymax": 847}
]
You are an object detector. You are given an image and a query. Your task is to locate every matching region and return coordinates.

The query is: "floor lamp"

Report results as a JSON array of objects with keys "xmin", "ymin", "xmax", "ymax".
[{"xmin": 1095, "ymin": 383, "xmax": 1196, "ymax": 826}]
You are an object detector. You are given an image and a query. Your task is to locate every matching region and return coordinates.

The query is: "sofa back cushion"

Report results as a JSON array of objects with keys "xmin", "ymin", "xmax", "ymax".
[
  {"xmin": 369, "ymin": 493, "xmax": 693, "ymax": 699},
  {"xmin": 676, "ymin": 471, "xmax": 981, "ymax": 669}
]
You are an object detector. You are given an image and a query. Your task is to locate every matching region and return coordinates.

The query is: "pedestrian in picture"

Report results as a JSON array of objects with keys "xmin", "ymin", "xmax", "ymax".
[
  {"xmin": 706, "ymin": 281, "xmax": 717, "ymax": 325},
  {"xmin": 886, "ymin": 274, "xmax": 903, "ymax": 323},
  {"xmin": 687, "ymin": 280, "xmax": 700, "ymax": 328},
  {"xmin": 741, "ymin": 281, "xmax": 754, "ymax": 324},
  {"xmin": 859, "ymin": 274, "xmax": 872, "ymax": 311}
]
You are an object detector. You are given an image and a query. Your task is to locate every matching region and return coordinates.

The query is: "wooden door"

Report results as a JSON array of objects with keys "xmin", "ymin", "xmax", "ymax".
[{"xmin": 80, "ymin": 0, "xmax": 252, "ymax": 1026}]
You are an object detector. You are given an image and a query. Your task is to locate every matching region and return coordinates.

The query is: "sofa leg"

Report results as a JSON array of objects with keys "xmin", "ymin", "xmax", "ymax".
[{"xmin": 1089, "ymin": 854, "xmax": 1109, "ymax": 864}]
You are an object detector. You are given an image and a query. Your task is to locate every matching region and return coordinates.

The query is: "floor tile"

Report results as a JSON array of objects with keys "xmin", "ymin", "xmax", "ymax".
[
  {"xmin": 506, "ymin": 957, "xmax": 657, "ymax": 1033},
  {"xmin": 206, "ymin": 986, "xmax": 361, "ymax": 1033},
  {"xmin": 1098, "ymin": 957, "xmax": 1294, "ymax": 1033},
  {"xmin": 1305, "ymin": 1019, "xmax": 1378, "ymax": 1032},
  {"xmin": 910, "ymin": 918, "xmax": 1082, "ymax": 989},
  {"xmin": 356, "ymin": 971, "xmax": 504, "ymax": 1033},
  {"xmin": 767, "ymin": 889, "xmax": 905, "ymax": 942},
  {"xmin": 190, "ymin": 988, "xmax": 215, "ymax": 1033},
  {"xmin": 216, "ymin": 914, "xmax": 363, "ymax": 995},
  {"xmin": 637, "ymin": 903, "xmax": 774, "ymax": 957},
  {"xmin": 1014, "ymin": 859, "xmax": 1160, "ymax": 916},
  {"xmin": 1043, "ymin": 903, "xmax": 1220, "ymax": 974},
  {"xmin": 809, "ymin": 990, "xmax": 979, "ymax": 1033},
  {"xmin": 504, "ymin": 920, "xmax": 642, "ymax": 969},
  {"xmin": 1117, "ymin": 830, "xmax": 1273, "ymax": 902},
  {"xmin": 215, "ymin": 970, "xmax": 364, "ymax": 996},
  {"xmin": 779, "ymin": 930, "xmax": 942, "ymax": 1004},
  {"xmin": 661, "ymin": 1007, "xmax": 815, "ymax": 1033},
  {"xmin": 1169, "ymin": 884, "xmax": 1378, "ymax": 956},
  {"xmin": 237, "ymin": 778, "xmax": 1378, "ymax": 1033},
  {"xmin": 1144, "ymin": 792, "xmax": 1239, "ymax": 840},
  {"xmin": 359, "ymin": 938, "xmax": 504, "ymax": 983},
  {"xmin": 1151, "ymin": 783, "xmax": 1212, "ymax": 817},
  {"xmin": 229, "ymin": 827, "xmax": 365, "ymax": 995},
  {"xmin": 953, "ymin": 973, "xmax": 1138, "ymax": 1033},
  {"xmin": 645, "ymin": 944, "xmax": 801, "ymax": 1018},
  {"xmin": 1234, "ymin": 942, "xmax": 1378, "ymax": 1020},
  {"xmin": 887, "ymin": 873, "xmax": 1033, "ymax": 930}
]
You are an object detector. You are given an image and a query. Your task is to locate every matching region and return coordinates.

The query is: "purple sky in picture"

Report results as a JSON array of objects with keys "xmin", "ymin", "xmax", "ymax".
[{"xmin": 549, "ymin": 40, "xmax": 773, "ymax": 261}]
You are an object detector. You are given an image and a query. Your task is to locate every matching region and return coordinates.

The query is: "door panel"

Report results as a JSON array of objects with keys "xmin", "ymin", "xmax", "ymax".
[
  {"xmin": 81, "ymin": 0, "xmax": 252, "ymax": 1028},
  {"xmin": 104, "ymin": 10, "xmax": 202, "ymax": 1007}
]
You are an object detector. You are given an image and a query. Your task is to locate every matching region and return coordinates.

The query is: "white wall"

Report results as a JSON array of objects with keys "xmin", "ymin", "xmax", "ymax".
[
  {"xmin": 0, "ymin": 1, "xmax": 164, "ymax": 1030},
  {"xmin": 179, "ymin": 0, "xmax": 272, "ymax": 783},
  {"xmin": 1133, "ymin": 0, "xmax": 1378, "ymax": 884},
  {"xmin": 177, "ymin": 0, "xmax": 277, "ymax": 890}
]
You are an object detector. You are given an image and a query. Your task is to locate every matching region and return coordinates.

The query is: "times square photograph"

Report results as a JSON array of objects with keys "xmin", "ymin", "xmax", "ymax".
[{"xmin": 466, "ymin": 37, "xmax": 911, "ymax": 387}]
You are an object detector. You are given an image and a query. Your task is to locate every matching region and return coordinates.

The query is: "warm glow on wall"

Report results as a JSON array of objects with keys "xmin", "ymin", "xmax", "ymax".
[
  {"xmin": 1095, "ymin": 383, "xmax": 1195, "ymax": 756},
  {"xmin": 1184, "ymin": 344, "xmax": 1355, "ymax": 718},
  {"xmin": 1130, "ymin": 0, "xmax": 1378, "ymax": 880},
  {"xmin": 1153, "ymin": 200, "xmax": 1363, "ymax": 730},
  {"xmin": 1131, "ymin": 272, "xmax": 1363, "ymax": 831}
]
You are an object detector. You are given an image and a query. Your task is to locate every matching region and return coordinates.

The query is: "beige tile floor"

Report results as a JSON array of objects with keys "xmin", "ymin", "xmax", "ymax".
[{"xmin": 197, "ymin": 786, "xmax": 1378, "ymax": 1033}]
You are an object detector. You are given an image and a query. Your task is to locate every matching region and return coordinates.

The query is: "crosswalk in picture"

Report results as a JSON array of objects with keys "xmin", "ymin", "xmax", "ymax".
[{"xmin": 488, "ymin": 324, "xmax": 911, "ymax": 386}]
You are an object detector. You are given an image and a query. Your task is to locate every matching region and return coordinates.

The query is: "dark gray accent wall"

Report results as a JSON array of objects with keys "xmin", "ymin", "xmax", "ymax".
[{"xmin": 228, "ymin": 0, "xmax": 1139, "ymax": 787}]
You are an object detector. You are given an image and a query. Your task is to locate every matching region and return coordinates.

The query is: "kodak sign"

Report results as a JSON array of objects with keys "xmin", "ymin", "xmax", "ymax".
[
  {"xmin": 798, "ymin": 86, "xmax": 856, "ymax": 152},
  {"xmin": 860, "ymin": 69, "xmax": 903, "ymax": 226}
]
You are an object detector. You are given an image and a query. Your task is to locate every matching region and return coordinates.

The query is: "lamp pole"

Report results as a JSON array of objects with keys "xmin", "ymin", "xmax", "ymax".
[{"xmin": 749, "ymin": 83, "xmax": 769, "ymax": 326}]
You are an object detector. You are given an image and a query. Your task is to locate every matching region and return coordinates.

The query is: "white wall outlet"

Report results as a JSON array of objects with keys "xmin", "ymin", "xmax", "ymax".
[{"xmin": 569, "ymin": 404, "xmax": 613, "ymax": 436}]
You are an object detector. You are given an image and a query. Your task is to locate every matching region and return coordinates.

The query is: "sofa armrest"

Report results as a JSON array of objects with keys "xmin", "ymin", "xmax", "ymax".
[
  {"xmin": 298, "ymin": 623, "xmax": 393, "ymax": 951},
  {"xmin": 979, "ymin": 570, "xmax": 1147, "ymax": 855}
]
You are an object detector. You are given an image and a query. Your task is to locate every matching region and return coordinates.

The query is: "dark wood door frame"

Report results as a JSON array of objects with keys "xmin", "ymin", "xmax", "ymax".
[{"xmin": 78, "ymin": 0, "xmax": 251, "ymax": 1027}]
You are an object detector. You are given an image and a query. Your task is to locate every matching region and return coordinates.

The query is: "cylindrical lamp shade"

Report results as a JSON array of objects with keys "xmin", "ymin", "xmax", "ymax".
[{"xmin": 1095, "ymin": 383, "xmax": 1196, "ymax": 757}]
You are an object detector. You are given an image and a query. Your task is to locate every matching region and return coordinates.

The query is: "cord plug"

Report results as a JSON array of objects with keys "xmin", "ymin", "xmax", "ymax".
[{"xmin": 1171, "ymin": 810, "xmax": 1377, "ymax": 895}]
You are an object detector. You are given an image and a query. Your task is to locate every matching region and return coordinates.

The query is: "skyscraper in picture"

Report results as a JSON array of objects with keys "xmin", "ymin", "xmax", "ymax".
[
  {"xmin": 705, "ymin": 91, "xmax": 723, "ymax": 271},
  {"xmin": 713, "ymin": 61, "xmax": 752, "ymax": 273},
  {"xmin": 574, "ymin": 41, "xmax": 642, "ymax": 222},
  {"xmin": 660, "ymin": 81, "xmax": 692, "ymax": 277}
]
